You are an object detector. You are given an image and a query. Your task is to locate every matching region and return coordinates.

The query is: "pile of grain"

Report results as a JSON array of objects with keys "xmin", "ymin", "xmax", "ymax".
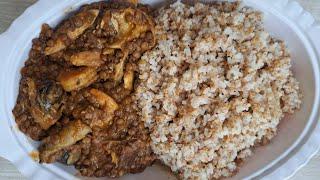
[{"xmin": 136, "ymin": 1, "xmax": 301, "ymax": 179}]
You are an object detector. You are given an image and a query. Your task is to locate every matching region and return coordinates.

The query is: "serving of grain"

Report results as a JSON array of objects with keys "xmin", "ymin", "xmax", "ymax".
[{"xmin": 136, "ymin": 1, "xmax": 302, "ymax": 179}]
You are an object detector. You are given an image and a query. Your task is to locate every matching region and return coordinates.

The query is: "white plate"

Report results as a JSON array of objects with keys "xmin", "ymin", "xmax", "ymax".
[{"xmin": 0, "ymin": 0, "xmax": 319, "ymax": 179}]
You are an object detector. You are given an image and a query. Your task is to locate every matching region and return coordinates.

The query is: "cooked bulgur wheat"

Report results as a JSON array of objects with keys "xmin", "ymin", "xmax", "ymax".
[{"xmin": 136, "ymin": 1, "xmax": 302, "ymax": 179}]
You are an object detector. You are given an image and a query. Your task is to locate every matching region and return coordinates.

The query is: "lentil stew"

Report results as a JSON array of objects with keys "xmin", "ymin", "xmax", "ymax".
[{"xmin": 12, "ymin": 0, "xmax": 156, "ymax": 177}]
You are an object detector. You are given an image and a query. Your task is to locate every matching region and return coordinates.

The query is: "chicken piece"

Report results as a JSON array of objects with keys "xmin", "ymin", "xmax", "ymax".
[
  {"xmin": 58, "ymin": 67, "xmax": 97, "ymax": 92},
  {"xmin": 27, "ymin": 79, "xmax": 55, "ymax": 129},
  {"xmin": 74, "ymin": 105, "xmax": 114, "ymax": 128},
  {"xmin": 44, "ymin": 9, "xmax": 99, "ymax": 55},
  {"xmin": 128, "ymin": 0, "xmax": 139, "ymax": 5},
  {"xmin": 67, "ymin": 153, "xmax": 81, "ymax": 165},
  {"xmin": 26, "ymin": 79, "xmax": 63, "ymax": 130},
  {"xmin": 39, "ymin": 120, "xmax": 91, "ymax": 163},
  {"xmin": 30, "ymin": 107, "xmax": 59, "ymax": 130},
  {"xmin": 44, "ymin": 38, "xmax": 67, "ymax": 55},
  {"xmin": 114, "ymin": 51, "xmax": 128, "ymax": 83},
  {"xmin": 60, "ymin": 149, "xmax": 81, "ymax": 165},
  {"xmin": 111, "ymin": 151, "xmax": 119, "ymax": 165},
  {"xmin": 114, "ymin": 59, "xmax": 125, "ymax": 83},
  {"xmin": 89, "ymin": 89, "xmax": 119, "ymax": 114},
  {"xmin": 101, "ymin": 9, "xmax": 134, "ymax": 49},
  {"xmin": 102, "ymin": 48, "xmax": 115, "ymax": 55},
  {"xmin": 86, "ymin": 89, "xmax": 119, "ymax": 128},
  {"xmin": 101, "ymin": 9, "xmax": 133, "ymax": 36},
  {"xmin": 101, "ymin": 8, "xmax": 154, "ymax": 49},
  {"xmin": 127, "ymin": 9, "xmax": 155, "ymax": 42},
  {"xmin": 124, "ymin": 69, "xmax": 134, "ymax": 91},
  {"xmin": 70, "ymin": 50, "xmax": 103, "ymax": 67},
  {"xmin": 67, "ymin": 9, "xmax": 100, "ymax": 40}
]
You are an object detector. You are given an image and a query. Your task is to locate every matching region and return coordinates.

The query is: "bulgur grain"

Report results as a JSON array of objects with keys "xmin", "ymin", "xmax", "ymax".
[{"xmin": 136, "ymin": 1, "xmax": 302, "ymax": 179}]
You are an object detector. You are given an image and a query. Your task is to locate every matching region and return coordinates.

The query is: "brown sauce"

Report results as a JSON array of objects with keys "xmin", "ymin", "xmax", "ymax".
[{"xmin": 13, "ymin": 1, "xmax": 156, "ymax": 177}]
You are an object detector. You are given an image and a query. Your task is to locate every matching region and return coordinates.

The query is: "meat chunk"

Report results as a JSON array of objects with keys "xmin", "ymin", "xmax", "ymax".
[
  {"xmin": 89, "ymin": 89, "xmax": 119, "ymax": 114},
  {"xmin": 30, "ymin": 107, "xmax": 59, "ymax": 130},
  {"xmin": 124, "ymin": 69, "xmax": 134, "ymax": 91},
  {"xmin": 58, "ymin": 67, "xmax": 97, "ymax": 92},
  {"xmin": 44, "ymin": 38, "xmax": 67, "ymax": 56},
  {"xmin": 67, "ymin": 9, "xmax": 100, "ymax": 40},
  {"xmin": 39, "ymin": 120, "xmax": 91, "ymax": 163},
  {"xmin": 113, "ymin": 52, "xmax": 127, "ymax": 83},
  {"xmin": 102, "ymin": 8, "xmax": 155, "ymax": 49},
  {"xmin": 79, "ymin": 89, "xmax": 120, "ymax": 128},
  {"xmin": 127, "ymin": 0, "xmax": 139, "ymax": 5},
  {"xmin": 26, "ymin": 79, "xmax": 64, "ymax": 130},
  {"xmin": 44, "ymin": 9, "xmax": 99, "ymax": 55},
  {"xmin": 70, "ymin": 50, "xmax": 103, "ymax": 67}
]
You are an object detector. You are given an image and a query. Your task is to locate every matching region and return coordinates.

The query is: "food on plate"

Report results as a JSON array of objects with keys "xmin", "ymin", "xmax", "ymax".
[
  {"xmin": 12, "ymin": 0, "xmax": 303, "ymax": 179},
  {"xmin": 13, "ymin": 0, "xmax": 156, "ymax": 177},
  {"xmin": 136, "ymin": 1, "xmax": 302, "ymax": 179}
]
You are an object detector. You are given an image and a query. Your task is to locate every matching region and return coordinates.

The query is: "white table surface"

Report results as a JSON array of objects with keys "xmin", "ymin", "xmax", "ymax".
[{"xmin": 0, "ymin": 0, "xmax": 319, "ymax": 179}]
